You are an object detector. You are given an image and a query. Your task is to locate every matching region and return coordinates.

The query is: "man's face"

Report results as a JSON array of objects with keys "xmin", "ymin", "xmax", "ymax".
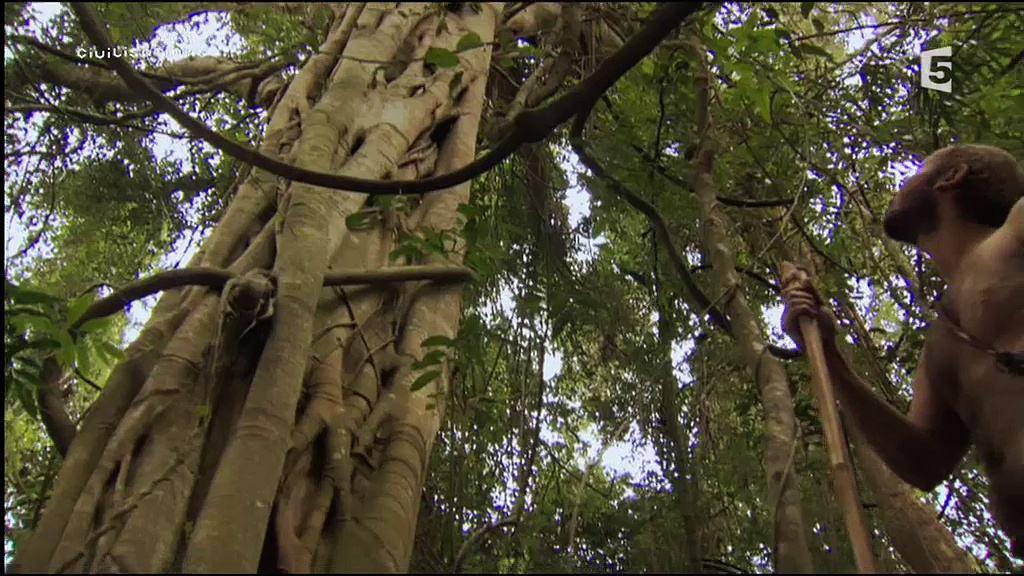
[{"xmin": 882, "ymin": 160, "xmax": 941, "ymax": 244}]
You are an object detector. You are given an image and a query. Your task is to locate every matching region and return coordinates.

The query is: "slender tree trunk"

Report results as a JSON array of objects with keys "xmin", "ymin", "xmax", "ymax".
[
  {"xmin": 690, "ymin": 42, "xmax": 814, "ymax": 573},
  {"xmin": 653, "ymin": 284, "xmax": 705, "ymax": 573}
]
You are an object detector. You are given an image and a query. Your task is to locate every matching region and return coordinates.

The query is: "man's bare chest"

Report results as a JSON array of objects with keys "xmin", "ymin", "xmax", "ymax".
[
  {"xmin": 952, "ymin": 232, "xmax": 1024, "ymax": 342},
  {"xmin": 923, "ymin": 252, "xmax": 1024, "ymax": 465}
]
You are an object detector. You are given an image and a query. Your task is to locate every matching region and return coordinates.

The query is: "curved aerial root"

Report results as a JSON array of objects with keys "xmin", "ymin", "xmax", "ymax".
[
  {"xmin": 274, "ymin": 448, "xmax": 319, "ymax": 574},
  {"xmin": 49, "ymin": 298, "xmax": 218, "ymax": 570},
  {"xmin": 275, "ymin": 349, "xmax": 344, "ymax": 573},
  {"xmin": 290, "ymin": 352, "xmax": 345, "ymax": 454},
  {"xmin": 53, "ymin": 422, "xmax": 204, "ymax": 573}
]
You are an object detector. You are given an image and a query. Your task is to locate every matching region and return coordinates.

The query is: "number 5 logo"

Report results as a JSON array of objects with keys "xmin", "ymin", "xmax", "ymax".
[{"xmin": 920, "ymin": 46, "xmax": 952, "ymax": 93}]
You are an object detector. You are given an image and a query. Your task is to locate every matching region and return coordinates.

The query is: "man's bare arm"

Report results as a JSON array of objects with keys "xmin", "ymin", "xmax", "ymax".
[{"xmin": 823, "ymin": 347, "xmax": 970, "ymax": 491}]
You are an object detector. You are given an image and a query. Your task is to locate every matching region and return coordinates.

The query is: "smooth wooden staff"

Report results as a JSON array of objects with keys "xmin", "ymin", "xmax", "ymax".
[{"xmin": 781, "ymin": 261, "xmax": 879, "ymax": 574}]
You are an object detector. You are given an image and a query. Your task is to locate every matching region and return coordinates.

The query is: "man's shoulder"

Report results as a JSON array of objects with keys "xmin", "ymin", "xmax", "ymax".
[
  {"xmin": 1007, "ymin": 196, "xmax": 1024, "ymax": 241},
  {"xmin": 1003, "ymin": 197, "xmax": 1024, "ymax": 245},
  {"xmin": 981, "ymin": 197, "xmax": 1024, "ymax": 259}
]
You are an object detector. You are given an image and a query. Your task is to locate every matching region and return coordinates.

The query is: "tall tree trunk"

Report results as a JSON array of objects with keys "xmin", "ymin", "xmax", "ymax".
[
  {"xmin": 13, "ymin": 3, "xmax": 501, "ymax": 573},
  {"xmin": 853, "ymin": 439, "xmax": 978, "ymax": 573},
  {"xmin": 690, "ymin": 42, "xmax": 814, "ymax": 574}
]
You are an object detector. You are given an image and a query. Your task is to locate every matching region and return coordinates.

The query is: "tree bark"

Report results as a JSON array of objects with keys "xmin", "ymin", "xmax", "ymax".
[
  {"xmin": 13, "ymin": 3, "xmax": 501, "ymax": 573},
  {"xmin": 854, "ymin": 432, "xmax": 978, "ymax": 573},
  {"xmin": 690, "ymin": 41, "xmax": 814, "ymax": 574}
]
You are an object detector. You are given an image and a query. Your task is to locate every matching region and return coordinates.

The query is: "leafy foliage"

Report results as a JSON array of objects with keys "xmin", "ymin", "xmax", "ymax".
[{"xmin": 5, "ymin": 1, "xmax": 1022, "ymax": 573}]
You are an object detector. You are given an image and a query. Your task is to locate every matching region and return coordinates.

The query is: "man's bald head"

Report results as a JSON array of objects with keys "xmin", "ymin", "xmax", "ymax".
[{"xmin": 883, "ymin": 144, "xmax": 1024, "ymax": 244}]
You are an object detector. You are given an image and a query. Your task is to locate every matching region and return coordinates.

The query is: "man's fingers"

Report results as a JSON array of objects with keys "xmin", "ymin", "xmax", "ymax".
[
  {"xmin": 781, "ymin": 287, "xmax": 814, "ymax": 300},
  {"xmin": 785, "ymin": 294, "xmax": 817, "ymax": 308},
  {"xmin": 783, "ymin": 296, "xmax": 819, "ymax": 315},
  {"xmin": 783, "ymin": 298, "xmax": 823, "ymax": 330},
  {"xmin": 782, "ymin": 284, "xmax": 823, "ymax": 304}
]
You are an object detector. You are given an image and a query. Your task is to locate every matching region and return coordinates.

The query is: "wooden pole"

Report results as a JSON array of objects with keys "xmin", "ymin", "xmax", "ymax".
[{"xmin": 781, "ymin": 261, "xmax": 879, "ymax": 574}]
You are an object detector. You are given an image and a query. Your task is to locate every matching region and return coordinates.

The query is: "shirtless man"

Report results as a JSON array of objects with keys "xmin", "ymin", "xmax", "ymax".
[{"xmin": 781, "ymin": 143, "xmax": 1024, "ymax": 561}]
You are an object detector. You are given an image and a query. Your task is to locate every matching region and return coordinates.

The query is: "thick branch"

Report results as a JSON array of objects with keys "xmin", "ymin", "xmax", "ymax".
[
  {"xmin": 36, "ymin": 359, "xmax": 77, "ymax": 457},
  {"xmin": 72, "ymin": 265, "xmax": 476, "ymax": 332},
  {"xmin": 70, "ymin": 1, "xmax": 709, "ymax": 195}
]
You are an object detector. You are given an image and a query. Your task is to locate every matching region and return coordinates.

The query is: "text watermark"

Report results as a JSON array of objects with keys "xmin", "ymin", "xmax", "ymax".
[
  {"xmin": 920, "ymin": 46, "xmax": 952, "ymax": 93},
  {"xmin": 75, "ymin": 45, "xmax": 190, "ymax": 63}
]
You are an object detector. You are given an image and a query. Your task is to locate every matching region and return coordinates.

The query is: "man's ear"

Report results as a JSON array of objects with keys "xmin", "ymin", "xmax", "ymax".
[{"xmin": 934, "ymin": 163, "xmax": 969, "ymax": 193}]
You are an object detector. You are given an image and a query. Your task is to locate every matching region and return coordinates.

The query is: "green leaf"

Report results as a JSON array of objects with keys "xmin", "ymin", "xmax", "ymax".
[
  {"xmin": 7, "ymin": 305, "xmax": 50, "ymax": 317},
  {"xmin": 195, "ymin": 404, "xmax": 211, "ymax": 418},
  {"xmin": 418, "ymin": 228, "xmax": 447, "ymax": 256},
  {"xmin": 754, "ymin": 90, "xmax": 772, "ymax": 124},
  {"xmin": 377, "ymin": 194, "xmax": 411, "ymax": 213},
  {"xmin": 78, "ymin": 315, "xmax": 116, "ymax": 335},
  {"xmin": 67, "ymin": 293, "xmax": 94, "ymax": 324},
  {"xmin": 56, "ymin": 340, "xmax": 77, "ymax": 367},
  {"xmin": 77, "ymin": 346, "xmax": 94, "ymax": 377},
  {"xmin": 516, "ymin": 44, "xmax": 544, "ymax": 60},
  {"xmin": 12, "ymin": 314, "xmax": 57, "ymax": 335},
  {"xmin": 456, "ymin": 31, "xmax": 483, "ymax": 53},
  {"xmin": 773, "ymin": 28, "xmax": 793, "ymax": 44},
  {"xmin": 735, "ymin": 62, "xmax": 755, "ymax": 81},
  {"xmin": 497, "ymin": 28, "xmax": 517, "ymax": 51},
  {"xmin": 98, "ymin": 341, "xmax": 127, "ymax": 363},
  {"xmin": 410, "ymin": 369, "xmax": 442, "ymax": 392},
  {"xmin": 18, "ymin": 355, "xmax": 44, "ymax": 370},
  {"xmin": 793, "ymin": 43, "xmax": 832, "ymax": 60},
  {"xmin": 17, "ymin": 384, "xmax": 39, "ymax": 419},
  {"xmin": 414, "ymin": 349, "xmax": 446, "ymax": 369},
  {"xmin": 345, "ymin": 210, "xmax": 379, "ymax": 231},
  {"xmin": 9, "ymin": 285, "xmax": 62, "ymax": 306},
  {"xmin": 456, "ymin": 202, "xmax": 482, "ymax": 220},
  {"xmin": 811, "ymin": 18, "xmax": 825, "ymax": 34},
  {"xmin": 12, "ymin": 365, "xmax": 40, "ymax": 386},
  {"xmin": 800, "ymin": 2, "xmax": 814, "ymax": 18},
  {"xmin": 703, "ymin": 33, "xmax": 730, "ymax": 57},
  {"xmin": 424, "ymin": 47, "xmax": 459, "ymax": 69},
  {"xmin": 748, "ymin": 29, "xmax": 781, "ymax": 54}
]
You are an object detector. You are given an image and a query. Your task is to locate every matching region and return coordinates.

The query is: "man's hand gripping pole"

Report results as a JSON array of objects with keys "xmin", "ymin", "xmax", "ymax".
[{"xmin": 781, "ymin": 261, "xmax": 879, "ymax": 574}]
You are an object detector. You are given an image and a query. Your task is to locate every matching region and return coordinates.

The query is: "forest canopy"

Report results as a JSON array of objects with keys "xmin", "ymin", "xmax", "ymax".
[{"xmin": 4, "ymin": 2, "xmax": 1023, "ymax": 574}]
